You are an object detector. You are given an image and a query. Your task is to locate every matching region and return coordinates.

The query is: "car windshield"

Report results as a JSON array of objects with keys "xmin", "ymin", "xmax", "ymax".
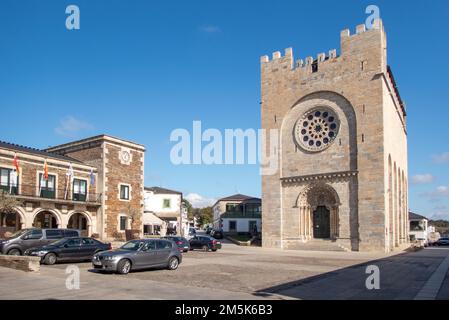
[
  {"xmin": 7, "ymin": 229, "xmax": 30, "ymax": 239},
  {"xmin": 120, "ymin": 240, "xmax": 146, "ymax": 251}
]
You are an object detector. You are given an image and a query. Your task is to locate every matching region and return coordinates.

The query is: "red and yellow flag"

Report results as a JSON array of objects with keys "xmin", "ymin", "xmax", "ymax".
[
  {"xmin": 13, "ymin": 154, "xmax": 20, "ymax": 173},
  {"xmin": 43, "ymin": 160, "xmax": 49, "ymax": 180}
]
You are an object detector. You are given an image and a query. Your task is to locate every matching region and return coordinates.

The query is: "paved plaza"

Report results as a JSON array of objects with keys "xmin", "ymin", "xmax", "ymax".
[{"xmin": 1, "ymin": 242, "xmax": 448, "ymax": 300}]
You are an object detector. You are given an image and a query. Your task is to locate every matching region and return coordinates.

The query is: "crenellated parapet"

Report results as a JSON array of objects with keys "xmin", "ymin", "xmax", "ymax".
[{"xmin": 261, "ymin": 19, "xmax": 386, "ymax": 77}]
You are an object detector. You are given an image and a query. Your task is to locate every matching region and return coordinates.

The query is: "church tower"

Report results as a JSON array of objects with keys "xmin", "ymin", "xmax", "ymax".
[{"xmin": 261, "ymin": 19, "xmax": 408, "ymax": 252}]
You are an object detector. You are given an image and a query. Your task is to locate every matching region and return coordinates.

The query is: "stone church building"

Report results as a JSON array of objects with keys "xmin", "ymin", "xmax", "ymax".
[{"xmin": 261, "ymin": 19, "xmax": 409, "ymax": 252}]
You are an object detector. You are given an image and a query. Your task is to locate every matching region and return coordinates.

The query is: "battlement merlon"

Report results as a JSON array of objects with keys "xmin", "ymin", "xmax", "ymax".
[{"xmin": 261, "ymin": 19, "xmax": 387, "ymax": 71}]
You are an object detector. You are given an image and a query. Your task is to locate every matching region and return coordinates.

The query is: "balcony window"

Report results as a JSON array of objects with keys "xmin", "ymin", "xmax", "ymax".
[
  {"xmin": 39, "ymin": 174, "xmax": 56, "ymax": 199},
  {"xmin": 73, "ymin": 179, "xmax": 87, "ymax": 202},
  {"xmin": 226, "ymin": 203, "xmax": 242, "ymax": 213},
  {"xmin": 245, "ymin": 204, "xmax": 261, "ymax": 214},
  {"xmin": 0, "ymin": 168, "xmax": 19, "ymax": 195}
]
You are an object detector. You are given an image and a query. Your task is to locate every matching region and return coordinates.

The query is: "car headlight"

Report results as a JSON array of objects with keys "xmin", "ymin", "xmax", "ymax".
[
  {"xmin": 103, "ymin": 256, "xmax": 116, "ymax": 261},
  {"xmin": 37, "ymin": 251, "xmax": 48, "ymax": 256}
]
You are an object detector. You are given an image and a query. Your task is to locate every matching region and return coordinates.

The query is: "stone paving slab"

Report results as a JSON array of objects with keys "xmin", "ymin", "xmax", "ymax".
[
  {"xmin": 269, "ymin": 248, "xmax": 449, "ymax": 300},
  {"xmin": 1, "ymin": 244, "xmax": 446, "ymax": 300}
]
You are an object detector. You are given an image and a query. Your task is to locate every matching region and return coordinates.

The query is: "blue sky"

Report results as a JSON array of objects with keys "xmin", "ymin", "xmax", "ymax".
[{"xmin": 0, "ymin": 0, "xmax": 448, "ymax": 217}]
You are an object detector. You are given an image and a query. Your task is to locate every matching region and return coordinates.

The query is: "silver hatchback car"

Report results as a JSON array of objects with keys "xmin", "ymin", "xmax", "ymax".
[{"xmin": 92, "ymin": 239, "xmax": 182, "ymax": 274}]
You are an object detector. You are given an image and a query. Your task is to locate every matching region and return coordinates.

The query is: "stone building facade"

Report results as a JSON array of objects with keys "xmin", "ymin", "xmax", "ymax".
[
  {"xmin": 0, "ymin": 135, "xmax": 145, "ymax": 242},
  {"xmin": 261, "ymin": 19, "xmax": 409, "ymax": 252}
]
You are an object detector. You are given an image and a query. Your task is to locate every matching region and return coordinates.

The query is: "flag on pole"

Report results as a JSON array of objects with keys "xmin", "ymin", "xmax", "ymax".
[
  {"xmin": 87, "ymin": 169, "xmax": 95, "ymax": 202},
  {"xmin": 89, "ymin": 169, "xmax": 95, "ymax": 187},
  {"xmin": 43, "ymin": 160, "xmax": 49, "ymax": 181},
  {"xmin": 13, "ymin": 154, "xmax": 20, "ymax": 174},
  {"xmin": 64, "ymin": 164, "xmax": 74, "ymax": 200}
]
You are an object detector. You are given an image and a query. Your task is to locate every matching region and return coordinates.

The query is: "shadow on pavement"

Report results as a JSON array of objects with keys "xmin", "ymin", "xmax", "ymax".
[{"xmin": 254, "ymin": 248, "xmax": 449, "ymax": 300}]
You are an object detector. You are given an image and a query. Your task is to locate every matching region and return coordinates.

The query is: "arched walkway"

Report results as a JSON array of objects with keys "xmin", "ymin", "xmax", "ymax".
[
  {"xmin": 33, "ymin": 210, "xmax": 60, "ymax": 229},
  {"xmin": 0, "ymin": 208, "xmax": 24, "ymax": 233},
  {"xmin": 296, "ymin": 183, "xmax": 341, "ymax": 240},
  {"xmin": 67, "ymin": 212, "xmax": 92, "ymax": 236}
]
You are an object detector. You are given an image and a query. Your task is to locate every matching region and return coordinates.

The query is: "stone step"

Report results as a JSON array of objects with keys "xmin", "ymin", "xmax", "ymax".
[{"xmin": 285, "ymin": 240, "xmax": 348, "ymax": 252}]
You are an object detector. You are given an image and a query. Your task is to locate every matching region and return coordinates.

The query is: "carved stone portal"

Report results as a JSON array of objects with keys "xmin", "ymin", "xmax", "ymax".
[{"xmin": 296, "ymin": 183, "xmax": 340, "ymax": 241}]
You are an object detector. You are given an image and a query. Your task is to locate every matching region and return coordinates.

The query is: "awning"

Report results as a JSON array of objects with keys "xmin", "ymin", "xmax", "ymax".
[{"xmin": 142, "ymin": 212, "xmax": 164, "ymax": 226}]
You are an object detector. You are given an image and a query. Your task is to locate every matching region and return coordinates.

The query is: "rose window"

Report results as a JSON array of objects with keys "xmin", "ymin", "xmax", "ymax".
[{"xmin": 294, "ymin": 108, "xmax": 340, "ymax": 152}]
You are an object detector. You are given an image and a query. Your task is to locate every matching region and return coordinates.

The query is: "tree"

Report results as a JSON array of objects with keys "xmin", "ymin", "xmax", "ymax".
[
  {"xmin": 0, "ymin": 190, "xmax": 21, "ymax": 215},
  {"xmin": 183, "ymin": 199, "xmax": 194, "ymax": 220},
  {"xmin": 195, "ymin": 206, "xmax": 213, "ymax": 226}
]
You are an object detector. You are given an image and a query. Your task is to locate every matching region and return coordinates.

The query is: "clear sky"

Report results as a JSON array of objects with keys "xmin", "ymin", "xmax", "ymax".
[{"xmin": 0, "ymin": 0, "xmax": 448, "ymax": 217}]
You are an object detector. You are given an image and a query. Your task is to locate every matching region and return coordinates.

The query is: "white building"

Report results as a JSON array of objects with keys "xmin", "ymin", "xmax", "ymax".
[
  {"xmin": 213, "ymin": 194, "xmax": 261, "ymax": 234},
  {"xmin": 143, "ymin": 187, "xmax": 188, "ymax": 236},
  {"xmin": 409, "ymin": 211, "xmax": 429, "ymax": 246}
]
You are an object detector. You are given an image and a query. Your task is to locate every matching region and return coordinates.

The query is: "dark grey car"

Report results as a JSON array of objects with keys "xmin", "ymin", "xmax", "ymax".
[
  {"xmin": 92, "ymin": 239, "xmax": 182, "ymax": 275},
  {"xmin": 0, "ymin": 228, "xmax": 80, "ymax": 256}
]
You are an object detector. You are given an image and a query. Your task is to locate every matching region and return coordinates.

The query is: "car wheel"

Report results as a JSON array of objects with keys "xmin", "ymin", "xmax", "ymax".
[
  {"xmin": 44, "ymin": 253, "xmax": 57, "ymax": 265},
  {"xmin": 212, "ymin": 249, "xmax": 217, "ymax": 252},
  {"xmin": 167, "ymin": 257, "xmax": 179, "ymax": 270},
  {"xmin": 117, "ymin": 259, "xmax": 131, "ymax": 275},
  {"xmin": 7, "ymin": 249, "xmax": 21, "ymax": 256},
  {"xmin": 202, "ymin": 245, "xmax": 209, "ymax": 252}
]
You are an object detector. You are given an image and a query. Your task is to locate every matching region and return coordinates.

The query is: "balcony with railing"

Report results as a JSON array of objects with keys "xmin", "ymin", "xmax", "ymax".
[
  {"xmin": 221, "ymin": 211, "xmax": 262, "ymax": 219},
  {"xmin": 0, "ymin": 183, "xmax": 102, "ymax": 205}
]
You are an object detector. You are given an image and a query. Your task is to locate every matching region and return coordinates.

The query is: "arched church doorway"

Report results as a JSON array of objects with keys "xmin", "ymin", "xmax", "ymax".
[
  {"xmin": 313, "ymin": 206, "xmax": 331, "ymax": 239},
  {"xmin": 297, "ymin": 183, "xmax": 340, "ymax": 241}
]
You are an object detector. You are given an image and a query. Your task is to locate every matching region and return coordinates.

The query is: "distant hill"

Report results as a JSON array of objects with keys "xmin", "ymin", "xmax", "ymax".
[{"xmin": 429, "ymin": 220, "xmax": 449, "ymax": 236}]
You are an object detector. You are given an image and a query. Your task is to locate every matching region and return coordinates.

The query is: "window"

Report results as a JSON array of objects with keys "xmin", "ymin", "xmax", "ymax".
[
  {"xmin": 120, "ymin": 216, "xmax": 128, "ymax": 231},
  {"xmin": 120, "ymin": 185, "xmax": 130, "ymax": 200},
  {"xmin": 23, "ymin": 229, "xmax": 43, "ymax": 240},
  {"xmin": 39, "ymin": 174, "xmax": 56, "ymax": 199},
  {"xmin": 156, "ymin": 240, "xmax": 172, "ymax": 250},
  {"xmin": 410, "ymin": 221, "xmax": 424, "ymax": 231},
  {"xmin": 65, "ymin": 239, "xmax": 81, "ymax": 247},
  {"xmin": 142, "ymin": 241, "xmax": 157, "ymax": 251},
  {"xmin": 245, "ymin": 204, "xmax": 261, "ymax": 214},
  {"xmin": 249, "ymin": 221, "xmax": 258, "ymax": 233},
  {"xmin": 45, "ymin": 230, "xmax": 64, "ymax": 239},
  {"xmin": 64, "ymin": 230, "xmax": 79, "ymax": 238},
  {"xmin": 226, "ymin": 204, "xmax": 241, "ymax": 213},
  {"xmin": 295, "ymin": 108, "xmax": 340, "ymax": 152},
  {"xmin": 229, "ymin": 221, "xmax": 237, "ymax": 232},
  {"xmin": 81, "ymin": 238, "xmax": 96, "ymax": 245},
  {"xmin": 163, "ymin": 199, "xmax": 171, "ymax": 209},
  {"xmin": 0, "ymin": 168, "xmax": 19, "ymax": 195},
  {"xmin": 73, "ymin": 179, "xmax": 87, "ymax": 202}
]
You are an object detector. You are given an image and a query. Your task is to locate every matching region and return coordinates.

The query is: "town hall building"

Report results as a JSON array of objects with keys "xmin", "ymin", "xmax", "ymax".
[
  {"xmin": 261, "ymin": 19, "xmax": 409, "ymax": 252},
  {"xmin": 0, "ymin": 135, "xmax": 145, "ymax": 241}
]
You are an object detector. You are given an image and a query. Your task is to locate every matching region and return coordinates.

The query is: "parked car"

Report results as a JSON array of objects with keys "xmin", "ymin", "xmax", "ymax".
[
  {"xmin": 205, "ymin": 226, "xmax": 213, "ymax": 234},
  {"xmin": 0, "ymin": 228, "xmax": 80, "ymax": 256},
  {"xmin": 24, "ymin": 237, "xmax": 111, "ymax": 265},
  {"xmin": 210, "ymin": 229, "xmax": 224, "ymax": 239},
  {"xmin": 435, "ymin": 237, "xmax": 449, "ymax": 246},
  {"xmin": 189, "ymin": 235, "xmax": 222, "ymax": 252},
  {"xmin": 163, "ymin": 236, "xmax": 190, "ymax": 252},
  {"xmin": 92, "ymin": 239, "xmax": 182, "ymax": 275}
]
